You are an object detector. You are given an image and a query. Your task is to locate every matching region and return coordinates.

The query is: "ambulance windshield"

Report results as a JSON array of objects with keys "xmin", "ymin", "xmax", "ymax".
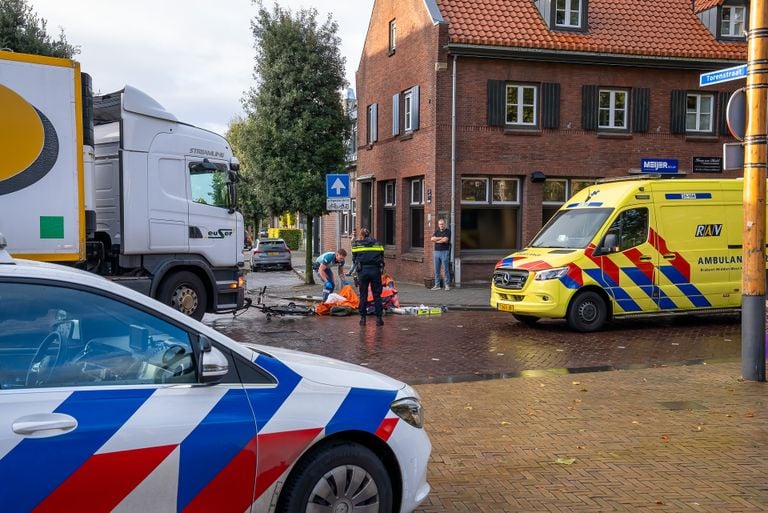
[{"xmin": 530, "ymin": 208, "xmax": 613, "ymax": 249}]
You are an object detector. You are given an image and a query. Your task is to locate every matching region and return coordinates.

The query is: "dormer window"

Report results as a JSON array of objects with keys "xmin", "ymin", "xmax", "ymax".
[
  {"xmin": 721, "ymin": 5, "xmax": 746, "ymax": 37},
  {"xmin": 555, "ymin": 0, "xmax": 583, "ymax": 29}
]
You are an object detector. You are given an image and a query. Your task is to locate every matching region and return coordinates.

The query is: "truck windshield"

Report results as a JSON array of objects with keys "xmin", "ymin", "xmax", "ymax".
[{"xmin": 530, "ymin": 208, "xmax": 613, "ymax": 249}]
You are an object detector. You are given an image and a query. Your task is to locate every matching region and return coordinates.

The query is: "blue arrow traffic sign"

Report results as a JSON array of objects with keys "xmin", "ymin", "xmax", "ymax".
[
  {"xmin": 699, "ymin": 64, "xmax": 747, "ymax": 87},
  {"xmin": 326, "ymin": 174, "xmax": 350, "ymax": 198}
]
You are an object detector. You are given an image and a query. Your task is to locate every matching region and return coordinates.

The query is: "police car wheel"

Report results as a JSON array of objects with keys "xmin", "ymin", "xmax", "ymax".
[
  {"xmin": 567, "ymin": 291, "xmax": 607, "ymax": 332},
  {"xmin": 158, "ymin": 271, "xmax": 207, "ymax": 321},
  {"xmin": 277, "ymin": 441, "xmax": 392, "ymax": 513}
]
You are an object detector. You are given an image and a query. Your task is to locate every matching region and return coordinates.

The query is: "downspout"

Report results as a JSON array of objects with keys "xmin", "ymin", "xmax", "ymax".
[{"xmin": 450, "ymin": 54, "xmax": 459, "ymax": 286}]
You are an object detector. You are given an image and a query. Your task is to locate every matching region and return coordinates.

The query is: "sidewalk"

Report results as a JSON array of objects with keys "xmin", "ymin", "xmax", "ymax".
[{"xmin": 281, "ymin": 250, "xmax": 492, "ymax": 310}]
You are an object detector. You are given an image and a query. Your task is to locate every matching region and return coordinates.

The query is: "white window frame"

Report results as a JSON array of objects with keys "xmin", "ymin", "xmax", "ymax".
[
  {"xmin": 404, "ymin": 90, "xmax": 413, "ymax": 133},
  {"xmin": 384, "ymin": 181, "xmax": 396, "ymax": 206},
  {"xmin": 686, "ymin": 93, "xmax": 714, "ymax": 133},
  {"xmin": 461, "ymin": 177, "xmax": 490, "ymax": 205},
  {"xmin": 491, "ymin": 178, "xmax": 520, "ymax": 204},
  {"xmin": 410, "ymin": 179, "xmax": 423, "ymax": 205},
  {"xmin": 366, "ymin": 104, "xmax": 377, "ymax": 144},
  {"xmin": 505, "ymin": 85, "xmax": 537, "ymax": 126},
  {"xmin": 389, "ymin": 19, "xmax": 397, "ymax": 52},
  {"xmin": 555, "ymin": 0, "xmax": 582, "ymax": 28},
  {"xmin": 722, "ymin": 5, "xmax": 746, "ymax": 37},
  {"xmin": 598, "ymin": 89, "xmax": 628, "ymax": 130}
]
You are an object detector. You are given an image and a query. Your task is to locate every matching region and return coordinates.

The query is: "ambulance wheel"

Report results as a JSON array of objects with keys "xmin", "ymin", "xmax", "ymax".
[
  {"xmin": 158, "ymin": 271, "xmax": 207, "ymax": 321},
  {"xmin": 277, "ymin": 441, "xmax": 392, "ymax": 513},
  {"xmin": 567, "ymin": 291, "xmax": 607, "ymax": 332},
  {"xmin": 513, "ymin": 314, "xmax": 540, "ymax": 326}
]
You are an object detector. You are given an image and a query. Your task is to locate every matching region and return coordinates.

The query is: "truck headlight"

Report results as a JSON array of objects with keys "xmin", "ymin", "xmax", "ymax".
[
  {"xmin": 390, "ymin": 397, "xmax": 424, "ymax": 429},
  {"xmin": 534, "ymin": 266, "xmax": 569, "ymax": 281}
]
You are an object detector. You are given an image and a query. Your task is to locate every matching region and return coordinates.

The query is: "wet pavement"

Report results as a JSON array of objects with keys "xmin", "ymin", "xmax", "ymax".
[{"xmin": 207, "ymin": 267, "xmax": 742, "ymax": 385}]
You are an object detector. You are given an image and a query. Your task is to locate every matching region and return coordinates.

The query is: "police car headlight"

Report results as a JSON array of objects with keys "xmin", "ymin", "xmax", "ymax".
[
  {"xmin": 534, "ymin": 266, "xmax": 569, "ymax": 281},
  {"xmin": 390, "ymin": 397, "xmax": 424, "ymax": 429}
]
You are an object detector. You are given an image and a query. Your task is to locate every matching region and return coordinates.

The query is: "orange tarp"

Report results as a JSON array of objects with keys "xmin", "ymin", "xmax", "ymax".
[{"xmin": 315, "ymin": 285, "xmax": 359, "ymax": 316}]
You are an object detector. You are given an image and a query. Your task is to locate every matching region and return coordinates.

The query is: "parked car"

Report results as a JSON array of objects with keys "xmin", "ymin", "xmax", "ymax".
[
  {"xmin": 251, "ymin": 238, "xmax": 292, "ymax": 271},
  {"xmin": 0, "ymin": 235, "xmax": 431, "ymax": 513}
]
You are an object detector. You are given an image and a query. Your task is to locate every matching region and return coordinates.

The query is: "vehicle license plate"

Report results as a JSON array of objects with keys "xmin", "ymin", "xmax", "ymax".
[
  {"xmin": 497, "ymin": 303, "xmax": 515, "ymax": 312},
  {"xmin": 268, "ymin": 252, "xmax": 279, "ymax": 256}
]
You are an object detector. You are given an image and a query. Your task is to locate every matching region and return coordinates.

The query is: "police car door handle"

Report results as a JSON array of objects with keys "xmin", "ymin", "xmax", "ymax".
[{"xmin": 12, "ymin": 413, "xmax": 78, "ymax": 438}]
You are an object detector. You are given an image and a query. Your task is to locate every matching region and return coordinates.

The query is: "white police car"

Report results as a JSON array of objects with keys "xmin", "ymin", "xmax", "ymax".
[{"xmin": 0, "ymin": 235, "xmax": 430, "ymax": 513}]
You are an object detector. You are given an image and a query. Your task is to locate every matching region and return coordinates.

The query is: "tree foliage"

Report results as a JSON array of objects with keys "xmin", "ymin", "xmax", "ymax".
[
  {"xmin": 227, "ymin": 116, "xmax": 267, "ymax": 231},
  {"xmin": 0, "ymin": 0, "xmax": 78, "ymax": 58},
  {"xmin": 242, "ymin": 3, "xmax": 349, "ymax": 282}
]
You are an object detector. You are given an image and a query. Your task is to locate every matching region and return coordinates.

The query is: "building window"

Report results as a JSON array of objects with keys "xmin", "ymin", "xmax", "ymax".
[
  {"xmin": 506, "ymin": 85, "xmax": 537, "ymax": 126},
  {"xmin": 461, "ymin": 178, "xmax": 488, "ymax": 204},
  {"xmin": 404, "ymin": 89, "xmax": 413, "ymax": 132},
  {"xmin": 393, "ymin": 86, "xmax": 420, "ymax": 136},
  {"xmin": 722, "ymin": 6, "xmax": 746, "ymax": 37},
  {"xmin": 555, "ymin": 0, "xmax": 582, "ymax": 28},
  {"xmin": 571, "ymin": 179, "xmax": 595, "ymax": 197},
  {"xmin": 366, "ymin": 104, "xmax": 378, "ymax": 144},
  {"xmin": 389, "ymin": 19, "xmax": 397, "ymax": 53},
  {"xmin": 348, "ymin": 118, "xmax": 358, "ymax": 162},
  {"xmin": 382, "ymin": 181, "xmax": 396, "ymax": 246},
  {"xmin": 598, "ymin": 89, "xmax": 628, "ymax": 130},
  {"xmin": 686, "ymin": 93, "xmax": 714, "ymax": 133},
  {"xmin": 410, "ymin": 178, "xmax": 424, "ymax": 248},
  {"xmin": 461, "ymin": 176, "xmax": 520, "ymax": 251},
  {"xmin": 542, "ymin": 179, "xmax": 568, "ymax": 224}
]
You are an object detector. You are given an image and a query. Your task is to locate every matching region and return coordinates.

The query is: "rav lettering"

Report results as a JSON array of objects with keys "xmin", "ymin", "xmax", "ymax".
[{"xmin": 695, "ymin": 224, "xmax": 723, "ymax": 237}]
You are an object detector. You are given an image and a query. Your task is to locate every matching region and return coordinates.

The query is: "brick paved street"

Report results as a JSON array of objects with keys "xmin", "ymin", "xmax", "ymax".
[{"xmin": 415, "ymin": 362, "xmax": 767, "ymax": 512}]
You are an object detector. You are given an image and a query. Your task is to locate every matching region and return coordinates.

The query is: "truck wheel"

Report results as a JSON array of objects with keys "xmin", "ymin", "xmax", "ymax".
[
  {"xmin": 277, "ymin": 442, "xmax": 392, "ymax": 513},
  {"xmin": 158, "ymin": 271, "xmax": 207, "ymax": 321},
  {"xmin": 567, "ymin": 291, "xmax": 607, "ymax": 332},
  {"xmin": 513, "ymin": 314, "xmax": 539, "ymax": 326}
]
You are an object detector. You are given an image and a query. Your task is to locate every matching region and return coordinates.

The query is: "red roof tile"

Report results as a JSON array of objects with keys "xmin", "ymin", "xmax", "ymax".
[
  {"xmin": 693, "ymin": 0, "xmax": 724, "ymax": 15},
  {"xmin": 434, "ymin": 0, "xmax": 746, "ymax": 61}
]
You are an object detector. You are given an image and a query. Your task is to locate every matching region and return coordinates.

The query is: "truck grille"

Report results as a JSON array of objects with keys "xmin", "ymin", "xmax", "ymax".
[{"xmin": 493, "ymin": 269, "xmax": 529, "ymax": 290}]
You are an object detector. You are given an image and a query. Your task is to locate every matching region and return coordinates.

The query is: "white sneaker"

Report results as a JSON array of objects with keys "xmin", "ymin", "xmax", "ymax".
[
  {"xmin": 444, "ymin": 284, "xmax": 450, "ymax": 291},
  {"xmin": 430, "ymin": 285, "xmax": 441, "ymax": 290}
]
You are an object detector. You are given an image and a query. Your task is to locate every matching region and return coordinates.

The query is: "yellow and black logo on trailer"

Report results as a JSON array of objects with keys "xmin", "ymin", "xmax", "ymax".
[{"xmin": 0, "ymin": 84, "xmax": 59, "ymax": 195}]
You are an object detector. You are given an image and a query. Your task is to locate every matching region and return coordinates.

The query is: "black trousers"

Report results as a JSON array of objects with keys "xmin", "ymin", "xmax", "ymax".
[{"xmin": 358, "ymin": 267, "xmax": 383, "ymax": 318}]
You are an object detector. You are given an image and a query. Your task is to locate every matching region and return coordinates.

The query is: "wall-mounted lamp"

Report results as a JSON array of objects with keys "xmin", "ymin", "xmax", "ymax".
[
  {"xmin": 427, "ymin": 188, "xmax": 432, "ymax": 203},
  {"xmin": 530, "ymin": 171, "xmax": 546, "ymax": 183}
]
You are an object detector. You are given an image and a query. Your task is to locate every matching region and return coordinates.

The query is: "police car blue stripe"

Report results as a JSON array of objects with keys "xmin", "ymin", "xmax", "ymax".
[
  {"xmin": 176, "ymin": 389, "xmax": 257, "ymax": 512},
  {"xmin": 247, "ymin": 355, "xmax": 303, "ymax": 430},
  {"xmin": 0, "ymin": 389, "xmax": 153, "ymax": 513},
  {"xmin": 325, "ymin": 388, "xmax": 398, "ymax": 436}
]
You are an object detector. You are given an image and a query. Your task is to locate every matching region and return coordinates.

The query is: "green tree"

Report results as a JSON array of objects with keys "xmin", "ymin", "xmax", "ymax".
[
  {"xmin": 0, "ymin": 0, "xmax": 78, "ymax": 58},
  {"xmin": 243, "ymin": 3, "xmax": 349, "ymax": 284},
  {"xmin": 226, "ymin": 116, "xmax": 267, "ymax": 234}
]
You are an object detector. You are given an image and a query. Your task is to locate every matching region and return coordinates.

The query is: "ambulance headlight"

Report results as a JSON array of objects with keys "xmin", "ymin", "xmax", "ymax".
[{"xmin": 534, "ymin": 266, "xmax": 569, "ymax": 281}]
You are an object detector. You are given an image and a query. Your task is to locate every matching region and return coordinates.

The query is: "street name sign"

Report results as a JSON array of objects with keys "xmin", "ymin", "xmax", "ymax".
[{"xmin": 699, "ymin": 64, "xmax": 747, "ymax": 87}]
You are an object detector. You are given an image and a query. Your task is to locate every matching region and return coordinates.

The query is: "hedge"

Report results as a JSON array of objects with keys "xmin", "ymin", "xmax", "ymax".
[{"xmin": 268, "ymin": 228, "xmax": 302, "ymax": 250}]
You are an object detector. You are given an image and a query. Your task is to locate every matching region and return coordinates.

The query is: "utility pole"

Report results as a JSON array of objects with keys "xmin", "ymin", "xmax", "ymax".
[{"xmin": 742, "ymin": 0, "xmax": 767, "ymax": 381}]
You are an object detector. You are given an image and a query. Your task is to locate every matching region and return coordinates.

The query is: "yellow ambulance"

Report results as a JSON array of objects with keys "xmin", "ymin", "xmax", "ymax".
[{"xmin": 490, "ymin": 177, "xmax": 762, "ymax": 331}]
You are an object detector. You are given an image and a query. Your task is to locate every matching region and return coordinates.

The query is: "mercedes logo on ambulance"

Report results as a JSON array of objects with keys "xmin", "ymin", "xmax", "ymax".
[{"xmin": 0, "ymin": 84, "xmax": 59, "ymax": 195}]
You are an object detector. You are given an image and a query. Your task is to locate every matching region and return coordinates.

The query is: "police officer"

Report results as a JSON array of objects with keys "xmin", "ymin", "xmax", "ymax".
[{"xmin": 350, "ymin": 228, "xmax": 385, "ymax": 326}]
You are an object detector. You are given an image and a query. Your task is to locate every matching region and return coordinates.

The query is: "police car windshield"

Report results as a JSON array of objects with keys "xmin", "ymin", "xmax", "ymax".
[{"xmin": 530, "ymin": 208, "xmax": 613, "ymax": 249}]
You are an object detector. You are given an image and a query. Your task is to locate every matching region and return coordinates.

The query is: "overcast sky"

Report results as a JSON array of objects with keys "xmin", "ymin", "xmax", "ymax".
[{"xmin": 29, "ymin": 0, "xmax": 374, "ymax": 135}]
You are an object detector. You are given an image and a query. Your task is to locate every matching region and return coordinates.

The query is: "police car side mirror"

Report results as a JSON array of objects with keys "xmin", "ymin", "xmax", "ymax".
[{"xmin": 199, "ymin": 335, "xmax": 229, "ymax": 384}]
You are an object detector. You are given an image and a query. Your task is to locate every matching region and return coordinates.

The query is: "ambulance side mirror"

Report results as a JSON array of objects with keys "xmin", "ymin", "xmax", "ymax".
[{"xmin": 598, "ymin": 233, "xmax": 619, "ymax": 255}]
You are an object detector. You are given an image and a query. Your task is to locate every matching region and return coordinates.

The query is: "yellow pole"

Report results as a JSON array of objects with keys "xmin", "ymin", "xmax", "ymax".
[{"xmin": 742, "ymin": 0, "xmax": 767, "ymax": 381}]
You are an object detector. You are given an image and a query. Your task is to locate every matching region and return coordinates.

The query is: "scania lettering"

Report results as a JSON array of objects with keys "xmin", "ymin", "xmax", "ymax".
[
  {"xmin": 490, "ymin": 178, "xmax": 768, "ymax": 331},
  {"xmin": 0, "ymin": 51, "xmax": 245, "ymax": 320}
]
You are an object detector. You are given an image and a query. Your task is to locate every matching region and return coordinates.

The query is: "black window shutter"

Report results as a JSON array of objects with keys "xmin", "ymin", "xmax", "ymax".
[
  {"xmin": 541, "ymin": 83, "xmax": 560, "ymax": 129},
  {"xmin": 582, "ymin": 85, "xmax": 598, "ymax": 131},
  {"xmin": 487, "ymin": 80, "xmax": 506, "ymax": 127},
  {"xmin": 670, "ymin": 90, "xmax": 687, "ymax": 134},
  {"xmin": 631, "ymin": 88, "xmax": 650, "ymax": 133},
  {"xmin": 718, "ymin": 91, "xmax": 732, "ymax": 135}
]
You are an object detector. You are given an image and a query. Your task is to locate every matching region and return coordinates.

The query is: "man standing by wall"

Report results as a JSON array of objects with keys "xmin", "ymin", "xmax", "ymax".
[
  {"xmin": 430, "ymin": 218, "xmax": 451, "ymax": 290},
  {"xmin": 350, "ymin": 228, "xmax": 385, "ymax": 326}
]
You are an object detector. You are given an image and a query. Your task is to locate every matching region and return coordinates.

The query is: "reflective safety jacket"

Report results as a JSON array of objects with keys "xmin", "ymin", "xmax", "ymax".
[{"xmin": 351, "ymin": 236, "xmax": 385, "ymax": 273}]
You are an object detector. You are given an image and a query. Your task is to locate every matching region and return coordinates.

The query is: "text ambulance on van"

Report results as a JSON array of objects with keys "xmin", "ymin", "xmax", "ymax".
[{"xmin": 490, "ymin": 178, "xmax": 765, "ymax": 332}]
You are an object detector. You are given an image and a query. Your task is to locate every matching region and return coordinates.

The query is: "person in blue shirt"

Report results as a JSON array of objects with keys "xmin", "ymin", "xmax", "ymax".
[{"xmin": 314, "ymin": 249, "xmax": 347, "ymax": 301}]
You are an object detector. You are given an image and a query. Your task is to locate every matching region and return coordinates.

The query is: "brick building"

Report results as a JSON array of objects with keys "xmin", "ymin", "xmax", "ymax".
[{"xmin": 342, "ymin": 0, "xmax": 747, "ymax": 284}]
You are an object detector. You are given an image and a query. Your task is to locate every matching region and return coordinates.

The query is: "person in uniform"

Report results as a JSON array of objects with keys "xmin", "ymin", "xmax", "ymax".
[{"xmin": 350, "ymin": 228, "xmax": 385, "ymax": 326}]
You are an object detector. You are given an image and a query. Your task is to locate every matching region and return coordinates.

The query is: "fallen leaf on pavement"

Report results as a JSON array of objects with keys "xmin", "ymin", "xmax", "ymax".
[
  {"xmin": 555, "ymin": 457, "xmax": 576, "ymax": 465},
  {"xmin": 572, "ymin": 381, "xmax": 581, "ymax": 385},
  {"xmin": 746, "ymin": 412, "xmax": 755, "ymax": 418},
  {"xmin": 632, "ymin": 421, "xmax": 640, "ymax": 425},
  {"xmin": 660, "ymin": 434, "xmax": 670, "ymax": 442},
  {"xmin": 580, "ymin": 388, "xmax": 588, "ymax": 392},
  {"xmin": 694, "ymin": 425, "xmax": 702, "ymax": 432},
  {"xmin": 501, "ymin": 421, "xmax": 511, "ymax": 426}
]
